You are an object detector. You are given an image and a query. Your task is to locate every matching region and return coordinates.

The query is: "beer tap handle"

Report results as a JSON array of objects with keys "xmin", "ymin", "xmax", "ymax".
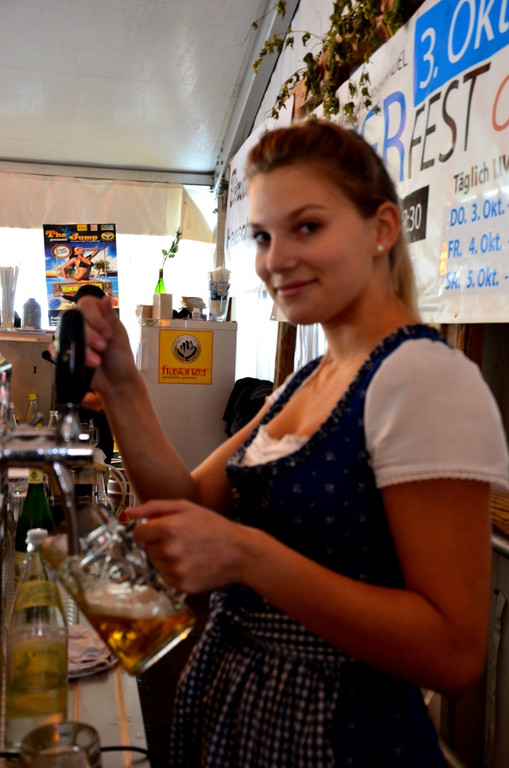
[
  {"xmin": 55, "ymin": 308, "xmax": 87, "ymax": 407},
  {"xmin": 55, "ymin": 309, "xmax": 88, "ymax": 443},
  {"xmin": 53, "ymin": 309, "xmax": 94, "ymax": 553}
]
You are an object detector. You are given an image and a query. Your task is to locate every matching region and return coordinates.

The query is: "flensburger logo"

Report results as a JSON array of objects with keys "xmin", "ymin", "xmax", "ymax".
[{"xmin": 172, "ymin": 334, "xmax": 201, "ymax": 364}]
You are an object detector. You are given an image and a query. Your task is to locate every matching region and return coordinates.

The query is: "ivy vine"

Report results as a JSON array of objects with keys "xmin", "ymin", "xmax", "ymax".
[{"xmin": 253, "ymin": 1, "xmax": 421, "ymax": 122}]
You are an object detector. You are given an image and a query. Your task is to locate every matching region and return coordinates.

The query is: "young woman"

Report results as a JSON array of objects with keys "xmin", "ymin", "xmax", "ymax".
[
  {"xmin": 60, "ymin": 246, "xmax": 99, "ymax": 282},
  {"xmin": 79, "ymin": 119, "xmax": 508, "ymax": 767}
]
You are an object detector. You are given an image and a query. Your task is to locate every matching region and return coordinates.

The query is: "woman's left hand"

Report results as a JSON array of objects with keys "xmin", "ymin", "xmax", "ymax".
[{"xmin": 128, "ymin": 499, "xmax": 246, "ymax": 594}]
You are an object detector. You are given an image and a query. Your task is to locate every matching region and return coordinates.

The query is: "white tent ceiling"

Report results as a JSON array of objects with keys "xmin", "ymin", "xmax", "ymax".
[{"xmin": 0, "ymin": 0, "xmax": 299, "ymax": 188}]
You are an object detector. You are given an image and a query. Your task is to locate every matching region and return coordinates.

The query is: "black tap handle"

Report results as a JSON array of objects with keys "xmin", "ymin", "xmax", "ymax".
[{"xmin": 55, "ymin": 309, "xmax": 87, "ymax": 407}]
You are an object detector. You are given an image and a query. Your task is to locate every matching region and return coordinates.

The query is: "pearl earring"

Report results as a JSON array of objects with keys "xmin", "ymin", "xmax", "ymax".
[{"xmin": 376, "ymin": 244, "xmax": 384, "ymax": 253}]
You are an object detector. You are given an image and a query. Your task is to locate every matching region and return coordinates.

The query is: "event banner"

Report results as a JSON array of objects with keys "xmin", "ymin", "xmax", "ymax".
[
  {"xmin": 337, "ymin": 0, "xmax": 508, "ymax": 322},
  {"xmin": 224, "ymin": 99, "xmax": 294, "ymax": 296},
  {"xmin": 43, "ymin": 223, "xmax": 118, "ymax": 326}
]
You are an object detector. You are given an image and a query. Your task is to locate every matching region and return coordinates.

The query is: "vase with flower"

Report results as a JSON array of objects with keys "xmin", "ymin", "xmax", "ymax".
[
  {"xmin": 154, "ymin": 228, "xmax": 182, "ymax": 295},
  {"xmin": 153, "ymin": 228, "xmax": 182, "ymax": 319}
]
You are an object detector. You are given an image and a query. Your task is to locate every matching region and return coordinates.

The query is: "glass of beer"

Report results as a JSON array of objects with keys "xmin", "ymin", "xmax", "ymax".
[{"xmin": 41, "ymin": 503, "xmax": 196, "ymax": 676}]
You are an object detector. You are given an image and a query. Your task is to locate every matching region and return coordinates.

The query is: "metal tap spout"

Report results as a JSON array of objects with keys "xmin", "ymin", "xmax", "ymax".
[
  {"xmin": 0, "ymin": 425, "xmax": 94, "ymax": 554},
  {"xmin": 0, "ymin": 308, "xmax": 93, "ymax": 555}
]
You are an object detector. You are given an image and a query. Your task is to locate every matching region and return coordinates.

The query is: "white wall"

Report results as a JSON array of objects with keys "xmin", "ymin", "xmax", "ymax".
[
  {"xmin": 117, "ymin": 234, "xmax": 215, "ymax": 356},
  {"xmin": 0, "ymin": 226, "xmax": 214, "ymax": 355}
]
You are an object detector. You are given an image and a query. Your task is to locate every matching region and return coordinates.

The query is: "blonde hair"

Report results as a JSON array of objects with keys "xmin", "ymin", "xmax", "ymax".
[{"xmin": 246, "ymin": 119, "xmax": 419, "ymax": 316}]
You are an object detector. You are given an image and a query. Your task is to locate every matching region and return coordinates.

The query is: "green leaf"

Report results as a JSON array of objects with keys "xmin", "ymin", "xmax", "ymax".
[
  {"xmin": 161, "ymin": 228, "xmax": 182, "ymax": 266},
  {"xmin": 252, "ymin": 0, "xmax": 409, "ymax": 122}
]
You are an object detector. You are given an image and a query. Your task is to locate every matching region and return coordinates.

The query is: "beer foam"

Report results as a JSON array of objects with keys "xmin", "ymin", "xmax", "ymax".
[{"xmin": 84, "ymin": 586, "xmax": 172, "ymax": 618}]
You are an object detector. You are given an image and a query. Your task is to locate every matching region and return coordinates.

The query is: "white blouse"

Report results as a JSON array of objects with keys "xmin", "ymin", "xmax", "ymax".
[{"xmin": 243, "ymin": 338, "xmax": 509, "ymax": 492}]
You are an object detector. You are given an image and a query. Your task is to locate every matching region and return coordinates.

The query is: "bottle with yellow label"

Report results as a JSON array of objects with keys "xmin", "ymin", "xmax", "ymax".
[
  {"xmin": 14, "ymin": 469, "xmax": 55, "ymax": 583},
  {"xmin": 23, "ymin": 392, "xmax": 39, "ymax": 424},
  {"xmin": 5, "ymin": 528, "xmax": 68, "ymax": 752}
]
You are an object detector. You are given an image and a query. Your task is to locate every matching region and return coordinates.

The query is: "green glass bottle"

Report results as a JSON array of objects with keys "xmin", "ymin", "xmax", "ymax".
[
  {"xmin": 14, "ymin": 469, "xmax": 55, "ymax": 583},
  {"xmin": 6, "ymin": 528, "xmax": 68, "ymax": 751},
  {"xmin": 154, "ymin": 268, "xmax": 166, "ymax": 294}
]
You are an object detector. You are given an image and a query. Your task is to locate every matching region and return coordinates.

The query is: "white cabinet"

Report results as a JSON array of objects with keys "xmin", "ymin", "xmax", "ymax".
[{"xmin": 136, "ymin": 319, "xmax": 237, "ymax": 469}]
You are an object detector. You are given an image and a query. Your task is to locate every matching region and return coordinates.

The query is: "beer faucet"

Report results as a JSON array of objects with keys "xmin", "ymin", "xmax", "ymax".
[
  {"xmin": 0, "ymin": 309, "xmax": 94, "ymax": 555},
  {"xmin": 0, "ymin": 311, "xmax": 198, "ymax": 680}
]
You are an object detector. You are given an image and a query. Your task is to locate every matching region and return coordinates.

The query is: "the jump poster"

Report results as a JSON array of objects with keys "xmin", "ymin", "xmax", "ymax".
[{"xmin": 43, "ymin": 223, "xmax": 119, "ymax": 327}]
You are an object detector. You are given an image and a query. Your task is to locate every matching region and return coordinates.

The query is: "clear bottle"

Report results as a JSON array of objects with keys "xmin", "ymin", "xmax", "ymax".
[
  {"xmin": 22, "ymin": 298, "xmax": 42, "ymax": 329},
  {"xmin": 5, "ymin": 528, "xmax": 68, "ymax": 752},
  {"xmin": 14, "ymin": 469, "xmax": 55, "ymax": 583},
  {"xmin": 154, "ymin": 268, "xmax": 166, "ymax": 294},
  {"xmin": 47, "ymin": 409, "xmax": 59, "ymax": 428},
  {"xmin": 23, "ymin": 392, "xmax": 39, "ymax": 424},
  {"xmin": 7, "ymin": 401, "xmax": 17, "ymax": 428}
]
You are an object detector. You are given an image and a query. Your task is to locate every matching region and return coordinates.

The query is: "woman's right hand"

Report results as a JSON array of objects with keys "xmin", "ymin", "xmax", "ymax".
[
  {"xmin": 77, "ymin": 295, "xmax": 200, "ymax": 505},
  {"xmin": 77, "ymin": 295, "xmax": 136, "ymax": 393}
]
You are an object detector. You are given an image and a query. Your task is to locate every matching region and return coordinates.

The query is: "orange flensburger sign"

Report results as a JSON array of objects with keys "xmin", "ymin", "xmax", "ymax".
[{"xmin": 158, "ymin": 329, "xmax": 213, "ymax": 384}]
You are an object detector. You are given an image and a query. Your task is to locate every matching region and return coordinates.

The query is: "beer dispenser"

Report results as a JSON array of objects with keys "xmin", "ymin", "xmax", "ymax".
[{"xmin": 0, "ymin": 310, "xmax": 195, "ymax": 693}]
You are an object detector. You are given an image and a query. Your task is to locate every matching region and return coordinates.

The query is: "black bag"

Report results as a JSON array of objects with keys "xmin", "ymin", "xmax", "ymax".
[{"xmin": 223, "ymin": 377, "xmax": 274, "ymax": 436}]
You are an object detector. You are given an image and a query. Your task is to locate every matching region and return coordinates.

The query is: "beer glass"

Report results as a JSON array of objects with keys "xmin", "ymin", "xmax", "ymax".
[
  {"xmin": 20, "ymin": 721, "xmax": 102, "ymax": 767},
  {"xmin": 41, "ymin": 503, "xmax": 196, "ymax": 676}
]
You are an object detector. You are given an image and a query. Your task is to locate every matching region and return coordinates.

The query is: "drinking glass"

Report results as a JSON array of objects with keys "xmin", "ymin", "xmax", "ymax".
[
  {"xmin": 0, "ymin": 265, "xmax": 19, "ymax": 329},
  {"xmin": 19, "ymin": 721, "xmax": 102, "ymax": 767},
  {"xmin": 8, "ymin": 474, "xmax": 28, "ymax": 524},
  {"xmin": 208, "ymin": 280, "xmax": 230, "ymax": 321},
  {"xmin": 79, "ymin": 421, "xmax": 99, "ymax": 447}
]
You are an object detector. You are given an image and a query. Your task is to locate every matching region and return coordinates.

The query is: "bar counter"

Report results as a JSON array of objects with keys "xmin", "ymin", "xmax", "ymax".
[
  {"xmin": 1, "ymin": 664, "xmax": 150, "ymax": 768},
  {"xmin": 67, "ymin": 663, "xmax": 150, "ymax": 768},
  {"xmin": 0, "ymin": 557, "xmax": 151, "ymax": 767}
]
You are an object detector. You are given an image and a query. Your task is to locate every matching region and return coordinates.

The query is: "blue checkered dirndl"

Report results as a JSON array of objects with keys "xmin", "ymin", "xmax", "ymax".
[{"xmin": 168, "ymin": 589, "xmax": 446, "ymax": 768}]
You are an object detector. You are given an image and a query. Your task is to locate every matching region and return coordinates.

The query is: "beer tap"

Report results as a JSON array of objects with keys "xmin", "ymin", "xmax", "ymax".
[
  {"xmin": 0, "ymin": 309, "xmax": 94, "ymax": 556},
  {"xmin": 0, "ymin": 311, "xmax": 198, "ymax": 679}
]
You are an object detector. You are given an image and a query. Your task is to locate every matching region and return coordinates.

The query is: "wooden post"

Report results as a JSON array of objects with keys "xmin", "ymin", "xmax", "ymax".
[
  {"xmin": 438, "ymin": 323, "xmax": 485, "ymax": 366},
  {"xmin": 273, "ymin": 322, "xmax": 297, "ymax": 388}
]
